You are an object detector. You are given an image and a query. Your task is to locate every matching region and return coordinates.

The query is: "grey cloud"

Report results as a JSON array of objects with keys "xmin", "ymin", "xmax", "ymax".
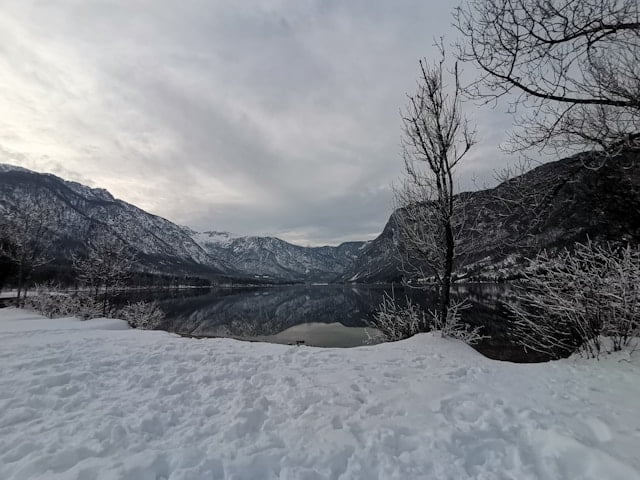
[{"xmin": 0, "ymin": 0, "xmax": 523, "ymax": 245}]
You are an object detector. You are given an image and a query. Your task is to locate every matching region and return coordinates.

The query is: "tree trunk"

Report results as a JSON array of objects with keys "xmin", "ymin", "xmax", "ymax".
[
  {"xmin": 102, "ymin": 282, "xmax": 109, "ymax": 317},
  {"xmin": 439, "ymin": 221, "xmax": 454, "ymax": 326},
  {"xmin": 16, "ymin": 262, "xmax": 24, "ymax": 307}
]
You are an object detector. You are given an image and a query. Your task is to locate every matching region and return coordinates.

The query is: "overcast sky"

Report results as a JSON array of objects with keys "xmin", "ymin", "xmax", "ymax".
[{"xmin": 0, "ymin": 0, "xmax": 518, "ymax": 246}]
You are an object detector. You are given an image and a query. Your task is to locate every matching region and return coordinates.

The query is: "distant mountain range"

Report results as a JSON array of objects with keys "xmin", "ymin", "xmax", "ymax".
[
  {"xmin": 1, "ymin": 151, "xmax": 638, "ymax": 284},
  {"xmin": 0, "ymin": 164, "xmax": 364, "ymax": 282},
  {"xmin": 190, "ymin": 230, "xmax": 365, "ymax": 282}
]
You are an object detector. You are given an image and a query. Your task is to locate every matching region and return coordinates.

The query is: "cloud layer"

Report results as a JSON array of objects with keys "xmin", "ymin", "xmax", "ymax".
[{"xmin": 0, "ymin": 0, "xmax": 515, "ymax": 245}]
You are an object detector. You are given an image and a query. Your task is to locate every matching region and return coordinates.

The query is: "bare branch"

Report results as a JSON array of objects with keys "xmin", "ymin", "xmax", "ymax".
[{"xmin": 455, "ymin": 0, "xmax": 640, "ymax": 156}]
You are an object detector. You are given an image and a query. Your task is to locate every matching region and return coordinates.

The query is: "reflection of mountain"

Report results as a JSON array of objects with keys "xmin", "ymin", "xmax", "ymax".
[
  {"xmin": 159, "ymin": 286, "xmax": 378, "ymax": 338},
  {"xmin": 149, "ymin": 284, "xmax": 548, "ymax": 362},
  {"xmin": 155, "ymin": 285, "xmax": 511, "ymax": 339}
]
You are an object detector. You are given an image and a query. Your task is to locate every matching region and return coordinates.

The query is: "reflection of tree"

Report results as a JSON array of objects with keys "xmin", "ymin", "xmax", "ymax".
[
  {"xmin": 350, "ymin": 285, "xmax": 545, "ymax": 361},
  {"xmin": 158, "ymin": 285, "xmax": 497, "ymax": 338},
  {"xmin": 450, "ymin": 283, "xmax": 516, "ymax": 305}
]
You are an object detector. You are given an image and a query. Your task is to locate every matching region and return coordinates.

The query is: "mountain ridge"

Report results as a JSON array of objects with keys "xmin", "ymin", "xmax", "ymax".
[
  {"xmin": 0, "ymin": 164, "xmax": 365, "ymax": 282},
  {"xmin": 340, "ymin": 151, "xmax": 640, "ymax": 282},
  {"xmin": 191, "ymin": 230, "xmax": 366, "ymax": 282},
  {"xmin": 2, "ymin": 152, "xmax": 638, "ymax": 286}
]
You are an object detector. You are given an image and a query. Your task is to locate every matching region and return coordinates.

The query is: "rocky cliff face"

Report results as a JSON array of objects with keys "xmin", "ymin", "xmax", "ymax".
[{"xmin": 340, "ymin": 152, "xmax": 640, "ymax": 282}]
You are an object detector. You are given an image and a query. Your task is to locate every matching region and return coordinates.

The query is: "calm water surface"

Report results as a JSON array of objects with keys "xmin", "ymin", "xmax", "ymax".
[{"xmin": 121, "ymin": 284, "xmax": 548, "ymax": 362}]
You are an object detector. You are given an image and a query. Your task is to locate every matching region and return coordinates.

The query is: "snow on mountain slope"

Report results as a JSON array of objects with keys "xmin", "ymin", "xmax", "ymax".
[
  {"xmin": 0, "ymin": 165, "xmax": 232, "ymax": 276},
  {"xmin": 191, "ymin": 230, "xmax": 235, "ymax": 248},
  {"xmin": 341, "ymin": 151, "xmax": 640, "ymax": 283},
  {"xmin": 192, "ymin": 231, "xmax": 365, "ymax": 282},
  {"xmin": 0, "ymin": 165, "xmax": 366, "ymax": 281},
  {"xmin": 1, "ymin": 307, "xmax": 639, "ymax": 480}
]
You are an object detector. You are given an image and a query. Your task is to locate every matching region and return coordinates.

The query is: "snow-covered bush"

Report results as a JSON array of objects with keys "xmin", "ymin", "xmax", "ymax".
[
  {"xmin": 369, "ymin": 293, "xmax": 430, "ymax": 342},
  {"xmin": 118, "ymin": 301, "xmax": 164, "ymax": 330},
  {"xmin": 432, "ymin": 299, "xmax": 485, "ymax": 345},
  {"xmin": 507, "ymin": 241, "xmax": 640, "ymax": 359},
  {"xmin": 369, "ymin": 293, "xmax": 484, "ymax": 345},
  {"xmin": 70, "ymin": 294, "xmax": 105, "ymax": 320},
  {"xmin": 23, "ymin": 291, "xmax": 60, "ymax": 318},
  {"xmin": 24, "ymin": 288, "xmax": 102, "ymax": 320},
  {"xmin": 24, "ymin": 288, "xmax": 165, "ymax": 329}
]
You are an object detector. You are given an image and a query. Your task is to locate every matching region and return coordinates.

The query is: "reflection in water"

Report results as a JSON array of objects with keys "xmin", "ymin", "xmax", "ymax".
[
  {"xmin": 158, "ymin": 285, "xmax": 375, "ymax": 338},
  {"xmin": 131, "ymin": 284, "xmax": 547, "ymax": 363}
]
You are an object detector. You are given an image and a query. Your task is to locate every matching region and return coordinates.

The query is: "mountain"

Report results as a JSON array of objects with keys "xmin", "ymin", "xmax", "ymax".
[
  {"xmin": 0, "ymin": 164, "xmax": 234, "ymax": 278},
  {"xmin": 0, "ymin": 164, "xmax": 364, "ymax": 282},
  {"xmin": 191, "ymin": 230, "xmax": 366, "ymax": 282},
  {"xmin": 4, "ymin": 151, "xmax": 637, "ymax": 285},
  {"xmin": 340, "ymin": 151, "xmax": 640, "ymax": 283}
]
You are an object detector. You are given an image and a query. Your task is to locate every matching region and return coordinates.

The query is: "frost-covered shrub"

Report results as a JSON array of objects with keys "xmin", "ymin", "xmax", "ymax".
[
  {"xmin": 23, "ymin": 287, "xmax": 164, "ymax": 328},
  {"xmin": 118, "ymin": 301, "xmax": 164, "ymax": 329},
  {"xmin": 369, "ymin": 293, "xmax": 430, "ymax": 342},
  {"xmin": 507, "ymin": 241, "xmax": 640, "ymax": 359},
  {"xmin": 24, "ymin": 288, "xmax": 102, "ymax": 320},
  {"xmin": 23, "ymin": 291, "xmax": 60, "ymax": 318},
  {"xmin": 369, "ymin": 293, "xmax": 484, "ymax": 345},
  {"xmin": 70, "ymin": 294, "xmax": 104, "ymax": 320},
  {"xmin": 433, "ymin": 299, "xmax": 485, "ymax": 345}
]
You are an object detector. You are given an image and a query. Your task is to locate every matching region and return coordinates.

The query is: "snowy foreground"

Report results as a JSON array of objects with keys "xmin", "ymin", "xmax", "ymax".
[{"xmin": 1, "ymin": 308, "xmax": 639, "ymax": 480}]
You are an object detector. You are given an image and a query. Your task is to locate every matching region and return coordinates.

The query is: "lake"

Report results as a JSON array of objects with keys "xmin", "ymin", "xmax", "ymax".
[{"xmin": 119, "ymin": 283, "xmax": 549, "ymax": 363}]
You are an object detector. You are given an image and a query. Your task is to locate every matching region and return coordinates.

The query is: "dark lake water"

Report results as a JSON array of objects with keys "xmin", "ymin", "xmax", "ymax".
[{"xmin": 119, "ymin": 284, "xmax": 549, "ymax": 363}]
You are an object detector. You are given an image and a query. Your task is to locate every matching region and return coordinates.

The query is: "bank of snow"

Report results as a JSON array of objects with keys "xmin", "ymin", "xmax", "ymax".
[{"xmin": 0, "ymin": 308, "xmax": 639, "ymax": 480}]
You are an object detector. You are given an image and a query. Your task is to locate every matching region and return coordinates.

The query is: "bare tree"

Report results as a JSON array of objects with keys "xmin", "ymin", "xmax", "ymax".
[
  {"xmin": 394, "ymin": 45, "xmax": 477, "ymax": 325},
  {"xmin": 455, "ymin": 0, "xmax": 640, "ymax": 158},
  {"xmin": 0, "ymin": 196, "xmax": 57, "ymax": 304},
  {"xmin": 73, "ymin": 234, "xmax": 136, "ymax": 315}
]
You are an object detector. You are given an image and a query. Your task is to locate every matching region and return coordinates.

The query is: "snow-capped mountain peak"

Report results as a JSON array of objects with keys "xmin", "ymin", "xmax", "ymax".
[{"xmin": 190, "ymin": 230, "xmax": 365, "ymax": 282}]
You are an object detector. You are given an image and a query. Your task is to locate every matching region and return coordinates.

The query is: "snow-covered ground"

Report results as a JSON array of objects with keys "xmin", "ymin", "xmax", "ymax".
[
  {"xmin": 0, "ymin": 290, "xmax": 22, "ymax": 299},
  {"xmin": 1, "ymin": 308, "xmax": 639, "ymax": 480}
]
